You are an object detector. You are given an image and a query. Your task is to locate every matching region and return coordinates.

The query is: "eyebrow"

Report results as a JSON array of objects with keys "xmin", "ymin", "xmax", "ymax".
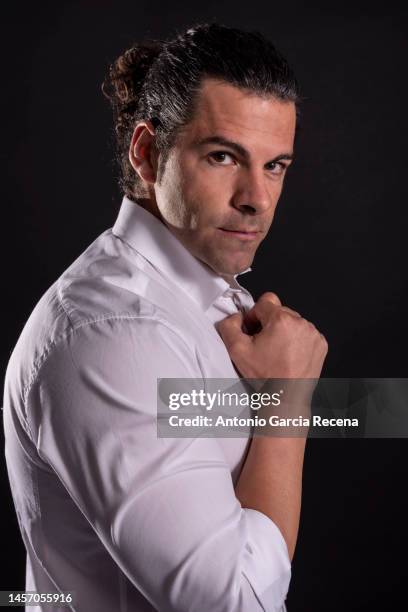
[{"xmin": 194, "ymin": 135, "xmax": 294, "ymax": 163}]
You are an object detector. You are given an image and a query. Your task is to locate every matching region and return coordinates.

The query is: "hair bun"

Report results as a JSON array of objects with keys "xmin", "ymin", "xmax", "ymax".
[{"xmin": 102, "ymin": 42, "xmax": 162, "ymax": 112}]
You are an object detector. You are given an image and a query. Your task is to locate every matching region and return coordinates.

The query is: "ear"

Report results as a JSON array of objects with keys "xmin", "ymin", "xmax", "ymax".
[{"xmin": 128, "ymin": 120, "xmax": 158, "ymax": 185}]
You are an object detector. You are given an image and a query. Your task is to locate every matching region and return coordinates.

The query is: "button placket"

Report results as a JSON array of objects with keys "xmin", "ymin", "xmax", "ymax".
[{"xmin": 232, "ymin": 291, "xmax": 245, "ymax": 313}]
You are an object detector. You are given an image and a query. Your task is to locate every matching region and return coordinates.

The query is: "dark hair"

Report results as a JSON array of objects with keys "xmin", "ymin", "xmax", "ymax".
[{"xmin": 102, "ymin": 23, "xmax": 301, "ymax": 199}]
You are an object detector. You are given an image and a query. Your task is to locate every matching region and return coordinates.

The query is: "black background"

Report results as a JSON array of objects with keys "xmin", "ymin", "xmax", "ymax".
[{"xmin": 2, "ymin": 2, "xmax": 407, "ymax": 610}]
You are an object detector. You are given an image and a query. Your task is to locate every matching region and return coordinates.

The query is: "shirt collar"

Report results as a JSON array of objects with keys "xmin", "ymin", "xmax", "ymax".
[{"xmin": 112, "ymin": 196, "xmax": 252, "ymax": 312}]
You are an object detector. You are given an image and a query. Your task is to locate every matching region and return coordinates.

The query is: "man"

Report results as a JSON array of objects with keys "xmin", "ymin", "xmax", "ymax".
[{"xmin": 3, "ymin": 23, "xmax": 327, "ymax": 612}]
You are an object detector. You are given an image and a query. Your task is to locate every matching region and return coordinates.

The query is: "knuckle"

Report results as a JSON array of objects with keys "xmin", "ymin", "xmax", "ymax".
[
  {"xmin": 320, "ymin": 334, "xmax": 329, "ymax": 351},
  {"xmin": 307, "ymin": 321, "xmax": 317, "ymax": 333},
  {"xmin": 304, "ymin": 320, "xmax": 320, "ymax": 335},
  {"xmin": 274, "ymin": 308, "xmax": 286, "ymax": 321},
  {"xmin": 293, "ymin": 315, "xmax": 307, "ymax": 329},
  {"xmin": 276, "ymin": 309, "xmax": 295, "ymax": 327},
  {"xmin": 218, "ymin": 312, "xmax": 239, "ymax": 329},
  {"xmin": 217, "ymin": 318, "xmax": 226, "ymax": 330},
  {"xmin": 281, "ymin": 306, "xmax": 301, "ymax": 317},
  {"xmin": 216, "ymin": 321, "xmax": 228, "ymax": 337}
]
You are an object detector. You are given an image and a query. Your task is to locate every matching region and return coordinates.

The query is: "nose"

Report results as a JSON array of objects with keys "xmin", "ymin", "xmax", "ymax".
[{"xmin": 231, "ymin": 168, "xmax": 275, "ymax": 215}]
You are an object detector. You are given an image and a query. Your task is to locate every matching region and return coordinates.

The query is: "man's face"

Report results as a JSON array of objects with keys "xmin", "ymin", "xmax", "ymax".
[{"xmin": 153, "ymin": 78, "xmax": 297, "ymax": 276}]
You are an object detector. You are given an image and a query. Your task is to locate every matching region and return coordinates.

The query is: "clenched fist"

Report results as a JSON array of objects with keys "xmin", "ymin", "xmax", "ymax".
[{"xmin": 217, "ymin": 291, "xmax": 328, "ymax": 380}]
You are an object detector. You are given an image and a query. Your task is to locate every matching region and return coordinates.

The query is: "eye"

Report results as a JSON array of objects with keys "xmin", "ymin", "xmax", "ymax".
[
  {"xmin": 208, "ymin": 151, "xmax": 235, "ymax": 165},
  {"xmin": 266, "ymin": 161, "xmax": 287, "ymax": 176}
]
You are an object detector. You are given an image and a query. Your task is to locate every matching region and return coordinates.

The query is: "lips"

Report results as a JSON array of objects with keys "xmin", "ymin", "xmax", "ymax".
[
  {"xmin": 217, "ymin": 227, "xmax": 260, "ymax": 241},
  {"xmin": 219, "ymin": 227, "xmax": 261, "ymax": 234}
]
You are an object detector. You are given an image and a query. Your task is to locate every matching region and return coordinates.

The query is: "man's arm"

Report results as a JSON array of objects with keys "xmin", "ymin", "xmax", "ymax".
[
  {"xmin": 218, "ymin": 291, "xmax": 328, "ymax": 561},
  {"xmin": 235, "ymin": 436, "xmax": 306, "ymax": 561},
  {"xmin": 26, "ymin": 314, "xmax": 291, "ymax": 611}
]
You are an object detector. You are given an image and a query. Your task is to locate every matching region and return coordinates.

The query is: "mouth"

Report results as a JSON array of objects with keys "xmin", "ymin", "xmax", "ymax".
[{"xmin": 217, "ymin": 227, "xmax": 260, "ymax": 241}]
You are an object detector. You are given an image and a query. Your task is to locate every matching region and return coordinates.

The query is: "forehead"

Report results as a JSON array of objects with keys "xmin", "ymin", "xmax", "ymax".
[{"xmin": 184, "ymin": 77, "xmax": 296, "ymax": 149}]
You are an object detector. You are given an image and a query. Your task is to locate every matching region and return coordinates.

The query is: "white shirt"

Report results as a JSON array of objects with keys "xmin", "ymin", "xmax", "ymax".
[{"xmin": 3, "ymin": 195, "xmax": 291, "ymax": 612}]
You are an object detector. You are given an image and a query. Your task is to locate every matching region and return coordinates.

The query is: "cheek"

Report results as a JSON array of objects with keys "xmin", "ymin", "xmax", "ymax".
[
  {"xmin": 156, "ymin": 160, "xmax": 191, "ymax": 226},
  {"xmin": 181, "ymin": 164, "xmax": 233, "ymax": 216},
  {"xmin": 159, "ymin": 153, "xmax": 235, "ymax": 230}
]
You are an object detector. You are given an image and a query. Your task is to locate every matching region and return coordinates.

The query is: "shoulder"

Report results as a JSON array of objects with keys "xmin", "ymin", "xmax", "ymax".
[
  {"xmin": 6, "ymin": 229, "xmax": 195, "ymax": 403},
  {"xmin": 57, "ymin": 229, "xmax": 180, "ymax": 328}
]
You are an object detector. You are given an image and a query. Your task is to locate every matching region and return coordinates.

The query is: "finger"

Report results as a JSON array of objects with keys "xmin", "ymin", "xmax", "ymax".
[
  {"xmin": 243, "ymin": 295, "xmax": 281, "ymax": 329},
  {"xmin": 259, "ymin": 292, "xmax": 282, "ymax": 307},
  {"xmin": 216, "ymin": 312, "xmax": 252, "ymax": 350}
]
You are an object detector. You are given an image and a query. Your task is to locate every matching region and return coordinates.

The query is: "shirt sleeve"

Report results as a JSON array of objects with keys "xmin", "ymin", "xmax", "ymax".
[{"xmin": 27, "ymin": 315, "xmax": 291, "ymax": 612}]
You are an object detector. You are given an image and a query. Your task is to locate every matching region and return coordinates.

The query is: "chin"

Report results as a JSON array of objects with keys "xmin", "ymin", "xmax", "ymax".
[
  {"xmin": 216, "ymin": 259, "xmax": 252, "ymax": 276},
  {"xmin": 199, "ymin": 248, "xmax": 253, "ymax": 277}
]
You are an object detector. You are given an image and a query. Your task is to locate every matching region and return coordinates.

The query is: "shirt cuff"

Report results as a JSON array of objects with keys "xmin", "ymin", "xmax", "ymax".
[{"xmin": 241, "ymin": 508, "xmax": 291, "ymax": 612}]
